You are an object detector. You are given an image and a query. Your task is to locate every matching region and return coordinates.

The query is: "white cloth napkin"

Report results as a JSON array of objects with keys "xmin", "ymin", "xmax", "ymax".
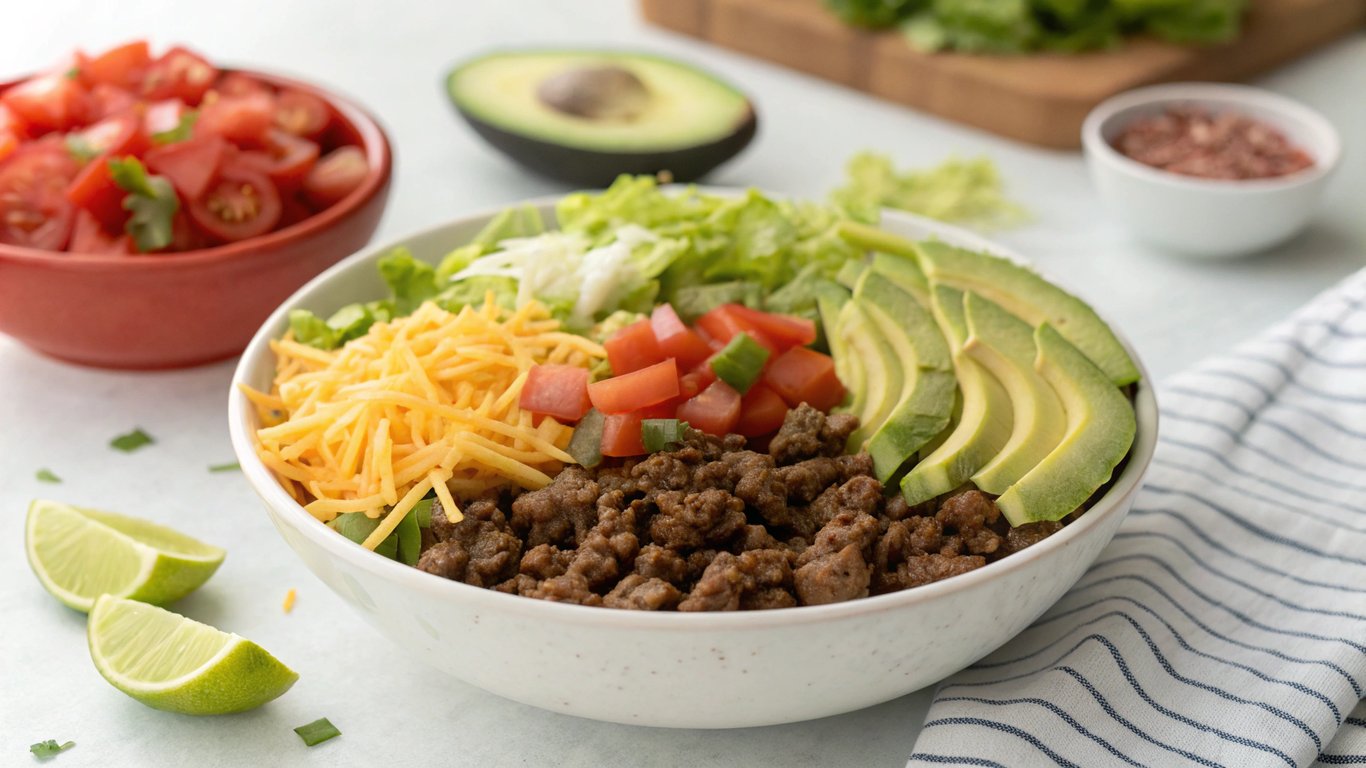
[{"xmin": 907, "ymin": 270, "xmax": 1366, "ymax": 768}]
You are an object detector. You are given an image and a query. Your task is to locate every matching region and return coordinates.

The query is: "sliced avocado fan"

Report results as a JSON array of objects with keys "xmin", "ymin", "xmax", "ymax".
[
  {"xmin": 962, "ymin": 292, "xmax": 1067, "ymax": 494},
  {"xmin": 870, "ymin": 252, "xmax": 930, "ymax": 307},
  {"xmin": 996, "ymin": 324, "xmax": 1137, "ymax": 525},
  {"xmin": 900, "ymin": 285, "xmax": 1014, "ymax": 504},
  {"xmin": 852, "ymin": 271, "xmax": 956, "ymax": 482},
  {"xmin": 833, "ymin": 299, "xmax": 890, "ymax": 447}
]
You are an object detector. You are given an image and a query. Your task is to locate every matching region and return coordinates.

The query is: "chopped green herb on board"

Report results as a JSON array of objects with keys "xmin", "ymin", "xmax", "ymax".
[
  {"xmin": 294, "ymin": 718, "xmax": 341, "ymax": 746},
  {"xmin": 110, "ymin": 428, "xmax": 154, "ymax": 452},
  {"xmin": 29, "ymin": 739, "xmax": 75, "ymax": 759},
  {"xmin": 35, "ymin": 469, "xmax": 62, "ymax": 484},
  {"xmin": 208, "ymin": 462, "xmax": 240, "ymax": 473}
]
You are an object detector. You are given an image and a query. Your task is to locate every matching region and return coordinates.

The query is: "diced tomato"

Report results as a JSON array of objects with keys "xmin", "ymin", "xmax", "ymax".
[
  {"xmin": 520, "ymin": 364, "xmax": 592, "ymax": 423},
  {"xmin": 89, "ymin": 84, "xmax": 137, "ymax": 120},
  {"xmin": 587, "ymin": 359, "xmax": 679, "ymax": 414},
  {"xmin": 65, "ymin": 157, "xmax": 127, "ymax": 229},
  {"xmin": 144, "ymin": 135, "xmax": 226, "ymax": 200},
  {"xmin": 279, "ymin": 192, "xmax": 314, "ymax": 229},
  {"xmin": 187, "ymin": 162, "xmax": 281, "ymax": 242},
  {"xmin": 735, "ymin": 383, "xmax": 788, "ymax": 437},
  {"xmin": 74, "ymin": 114, "xmax": 147, "ymax": 158},
  {"xmin": 170, "ymin": 211, "xmax": 206, "ymax": 252},
  {"xmin": 2, "ymin": 74, "xmax": 92, "ymax": 133},
  {"xmin": 601, "ymin": 411, "xmax": 647, "ymax": 458},
  {"xmin": 677, "ymin": 380, "xmax": 742, "ymax": 437},
  {"xmin": 725, "ymin": 304, "xmax": 817, "ymax": 349},
  {"xmin": 678, "ymin": 370, "xmax": 713, "ymax": 401},
  {"xmin": 82, "ymin": 41, "xmax": 152, "ymax": 89},
  {"xmin": 197, "ymin": 92, "xmax": 274, "ymax": 143},
  {"xmin": 0, "ymin": 104, "xmax": 29, "ymax": 140},
  {"xmin": 604, "ymin": 319, "xmax": 664, "ymax": 376},
  {"xmin": 216, "ymin": 72, "xmax": 271, "ymax": 99},
  {"xmin": 302, "ymin": 145, "xmax": 367, "ymax": 209},
  {"xmin": 274, "ymin": 90, "xmax": 331, "ymax": 139},
  {"xmin": 695, "ymin": 305, "xmax": 780, "ymax": 357},
  {"xmin": 764, "ymin": 347, "xmax": 845, "ymax": 412},
  {"xmin": 143, "ymin": 98, "xmax": 190, "ymax": 137},
  {"xmin": 0, "ymin": 133, "xmax": 17, "ymax": 163},
  {"xmin": 70, "ymin": 209, "xmax": 132, "ymax": 254},
  {"xmin": 650, "ymin": 303, "xmax": 712, "ymax": 368},
  {"xmin": 236, "ymin": 130, "xmax": 318, "ymax": 190},
  {"xmin": 0, "ymin": 142, "xmax": 78, "ymax": 249},
  {"xmin": 141, "ymin": 46, "xmax": 217, "ymax": 105}
]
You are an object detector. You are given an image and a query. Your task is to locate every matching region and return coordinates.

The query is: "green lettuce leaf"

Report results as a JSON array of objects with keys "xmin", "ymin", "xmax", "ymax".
[{"xmin": 830, "ymin": 152, "xmax": 1027, "ymax": 229}]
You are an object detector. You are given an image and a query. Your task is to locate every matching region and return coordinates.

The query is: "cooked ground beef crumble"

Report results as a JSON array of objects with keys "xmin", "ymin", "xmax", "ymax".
[{"xmin": 416, "ymin": 404, "xmax": 1064, "ymax": 610}]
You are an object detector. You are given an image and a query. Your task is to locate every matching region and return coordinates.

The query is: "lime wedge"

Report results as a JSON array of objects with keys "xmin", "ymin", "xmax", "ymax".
[
  {"xmin": 88, "ymin": 595, "xmax": 298, "ymax": 715},
  {"xmin": 25, "ymin": 499, "xmax": 225, "ymax": 612}
]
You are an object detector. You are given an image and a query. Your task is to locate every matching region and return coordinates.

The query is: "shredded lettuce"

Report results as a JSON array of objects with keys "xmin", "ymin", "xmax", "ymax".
[{"xmin": 830, "ymin": 152, "xmax": 1026, "ymax": 230}]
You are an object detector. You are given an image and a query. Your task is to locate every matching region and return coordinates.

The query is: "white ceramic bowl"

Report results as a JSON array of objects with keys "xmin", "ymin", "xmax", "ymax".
[
  {"xmin": 227, "ymin": 195, "xmax": 1158, "ymax": 728},
  {"xmin": 1082, "ymin": 82, "xmax": 1340, "ymax": 258}
]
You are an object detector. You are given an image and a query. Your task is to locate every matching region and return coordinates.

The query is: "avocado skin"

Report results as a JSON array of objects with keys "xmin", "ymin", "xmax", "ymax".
[{"xmin": 452, "ymin": 104, "xmax": 757, "ymax": 187}]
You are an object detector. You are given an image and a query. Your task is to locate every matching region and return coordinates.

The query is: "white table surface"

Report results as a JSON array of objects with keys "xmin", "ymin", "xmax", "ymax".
[{"xmin": 1, "ymin": 3, "xmax": 1362, "ymax": 766}]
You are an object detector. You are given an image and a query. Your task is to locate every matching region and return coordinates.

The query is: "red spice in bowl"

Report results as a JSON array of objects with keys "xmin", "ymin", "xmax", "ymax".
[{"xmin": 1112, "ymin": 106, "xmax": 1314, "ymax": 181}]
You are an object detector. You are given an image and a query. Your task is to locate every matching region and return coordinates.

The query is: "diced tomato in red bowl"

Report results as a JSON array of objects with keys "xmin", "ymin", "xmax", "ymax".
[{"xmin": 0, "ymin": 46, "xmax": 392, "ymax": 370}]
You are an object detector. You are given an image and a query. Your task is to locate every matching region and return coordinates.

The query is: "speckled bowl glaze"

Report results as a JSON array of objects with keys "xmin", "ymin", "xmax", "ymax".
[{"xmin": 228, "ymin": 194, "xmax": 1158, "ymax": 728}]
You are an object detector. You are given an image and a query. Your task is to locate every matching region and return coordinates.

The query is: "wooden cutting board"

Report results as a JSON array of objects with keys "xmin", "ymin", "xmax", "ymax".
[{"xmin": 640, "ymin": 0, "xmax": 1365, "ymax": 149}]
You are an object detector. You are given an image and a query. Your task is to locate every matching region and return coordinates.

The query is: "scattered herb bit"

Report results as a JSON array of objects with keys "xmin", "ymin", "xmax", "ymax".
[
  {"xmin": 708, "ymin": 332, "xmax": 770, "ymax": 394},
  {"xmin": 35, "ymin": 468, "xmax": 62, "ymax": 484},
  {"xmin": 568, "ymin": 408, "xmax": 605, "ymax": 468},
  {"xmin": 150, "ymin": 110, "xmax": 198, "ymax": 144},
  {"xmin": 208, "ymin": 462, "xmax": 240, "ymax": 473},
  {"xmin": 110, "ymin": 428, "xmax": 154, "ymax": 453},
  {"xmin": 282, "ymin": 588, "xmax": 297, "ymax": 614},
  {"xmin": 641, "ymin": 419, "xmax": 689, "ymax": 453},
  {"xmin": 65, "ymin": 134, "xmax": 100, "ymax": 163},
  {"xmin": 29, "ymin": 739, "xmax": 75, "ymax": 759},
  {"xmin": 64, "ymin": 67, "xmax": 81, "ymax": 80},
  {"xmin": 294, "ymin": 718, "xmax": 340, "ymax": 747},
  {"xmin": 830, "ymin": 153, "xmax": 1027, "ymax": 230},
  {"xmin": 108, "ymin": 157, "xmax": 179, "ymax": 252}
]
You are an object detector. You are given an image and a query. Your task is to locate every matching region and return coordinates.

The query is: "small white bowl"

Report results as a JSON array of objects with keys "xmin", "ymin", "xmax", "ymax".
[
  {"xmin": 1082, "ymin": 83, "xmax": 1341, "ymax": 258},
  {"xmin": 228, "ymin": 195, "xmax": 1158, "ymax": 728}
]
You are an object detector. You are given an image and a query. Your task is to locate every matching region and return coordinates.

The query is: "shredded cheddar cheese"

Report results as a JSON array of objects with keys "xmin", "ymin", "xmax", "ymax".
[
  {"xmin": 283, "ymin": 588, "xmax": 297, "ymax": 614},
  {"xmin": 243, "ymin": 297, "xmax": 604, "ymax": 551}
]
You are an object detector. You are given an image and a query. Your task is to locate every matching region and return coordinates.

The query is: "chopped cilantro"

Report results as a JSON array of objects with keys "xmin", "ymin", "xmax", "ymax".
[
  {"xmin": 208, "ymin": 462, "xmax": 240, "ymax": 473},
  {"xmin": 110, "ymin": 428, "xmax": 154, "ymax": 453},
  {"xmin": 64, "ymin": 67, "xmax": 80, "ymax": 80},
  {"xmin": 293, "ymin": 718, "xmax": 340, "ymax": 746},
  {"xmin": 29, "ymin": 739, "xmax": 75, "ymax": 759},
  {"xmin": 150, "ymin": 110, "xmax": 198, "ymax": 144},
  {"xmin": 65, "ymin": 135, "xmax": 100, "ymax": 163},
  {"xmin": 35, "ymin": 468, "xmax": 62, "ymax": 483},
  {"xmin": 108, "ymin": 157, "xmax": 179, "ymax": 252}
]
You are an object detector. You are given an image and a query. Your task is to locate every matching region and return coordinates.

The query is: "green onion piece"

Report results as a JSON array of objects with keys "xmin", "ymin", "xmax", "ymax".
[
  {"xmin": 641, "ymin": 419, "xmax": 688, "ymax": 453},
  {"xmin": 709, "ymin": 332, "xmax": 770, "ymax": 394},
  {"xmin": 412, "ymin": 497, "xmax": 434, "ymax": 528},
  {"xmin": 110, "ymin": 428, "xmax": 154, "ymax": 452},
  {"xmin": 30, "ymin": 739, "xmax": 75, "ymax": 759},
  {"xmin": 395, "ymin": 503, "xmax": 422, "ymax": 566},
  {"xmin": 150, "ymin": 110, "xmax": 198, "ymax": 144},
  {"xmin": 208, "ymin": 462, "xmax": 240, "ymax": 473},
  {"xmin": 568, "ymin": 408, "xmax": 605, "ymax": 468},
  {"xmin": 293, "ymin": 718, "xmax": 340, "ymax": 747},
  {"xmin": 65, "ymin": 134, "xmax": 100, "ymax": 163},
  {"xmin": 35, "ymin": 468, "xmax": 62, "ymax": 483}
]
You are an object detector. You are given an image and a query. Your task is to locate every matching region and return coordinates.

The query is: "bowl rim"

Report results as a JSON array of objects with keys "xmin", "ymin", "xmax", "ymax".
[
  {"xmin": 227, "ymin": 192, "xmax": 1159, "ymax": 631},
  {"xmin": 0, "ymin": 66, "xmax": 392, "ymax": 269},
  {"xmin": 1081, "ymin": 81, "xmax": 1342, "ymax": 194}
]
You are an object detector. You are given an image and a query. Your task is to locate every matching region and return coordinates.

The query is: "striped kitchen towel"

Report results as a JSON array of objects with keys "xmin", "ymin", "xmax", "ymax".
[{"xmin": 908, "ymin": 269, "xmax": 1366, "ymax": 768}]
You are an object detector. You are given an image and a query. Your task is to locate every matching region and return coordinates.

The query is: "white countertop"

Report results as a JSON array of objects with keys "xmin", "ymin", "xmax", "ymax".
[{"xmin": 1, "ymin": 3, "xmax": 1362, "ymax": 766}]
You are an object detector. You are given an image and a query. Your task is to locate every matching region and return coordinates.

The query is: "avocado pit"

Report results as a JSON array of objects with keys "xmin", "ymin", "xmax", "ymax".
[{"xmin": 536, "ymin": 65, "xmax": 651, "ymax": 122}]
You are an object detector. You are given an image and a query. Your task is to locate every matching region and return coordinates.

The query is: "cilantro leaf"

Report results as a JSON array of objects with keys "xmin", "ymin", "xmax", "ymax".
[
  {"xmin": 64, "ymin": 67, "xmax": 81, "ymax": 80},
  {"xmin": 30, "ymin": 739, "xmax": 75, "ymax": 759},
  {"xmin": 108, "ymin": 157, "xmax": 180, "ymax": 252},
  {"xmin": 65, "ymin": 135, "xmax": 100, "ymax": 163},
  {"xmin": 208, "ymin": 462, "xmax": 240, "ymax": 473},
  {"xmin": 110, "ymin": 428, "xmax": 154, "ymax": 453},
  {"xmin": 293, "ymin": 718, "xmax": 341, "ymax": 747},
  {"xmin": 150, "ymin": 110, "xmax": 198, "ymax": 144},
  {"xmin": 35, "ymin": 468, "xmax": 62, "ymax": 483}
]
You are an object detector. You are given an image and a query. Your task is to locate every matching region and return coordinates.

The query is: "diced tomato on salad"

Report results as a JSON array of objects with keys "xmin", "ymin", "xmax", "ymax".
[
  {"xmin": 0, "ymin": 40, "xmax": 369, "ymax": 254},
  {"xmin": 519, "ymin": 303, "xmax": 846, "ymax": 458}
]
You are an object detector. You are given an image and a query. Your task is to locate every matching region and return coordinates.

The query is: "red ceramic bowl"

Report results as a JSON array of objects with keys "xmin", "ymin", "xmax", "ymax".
[{"xmin": 0, "ymin": 69, "xmax": 392, "ymax": 369}]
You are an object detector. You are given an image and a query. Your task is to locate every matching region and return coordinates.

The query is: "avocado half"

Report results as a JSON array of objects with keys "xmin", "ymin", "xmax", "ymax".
[{"xmin": 446, "ymin": 50, "xmax": 757, "ymax": 186}]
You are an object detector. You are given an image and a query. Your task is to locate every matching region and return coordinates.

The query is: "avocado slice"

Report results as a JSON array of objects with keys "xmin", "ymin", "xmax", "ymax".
[
  {"xmin": 870, "ymin": 251, "xmax": 930, "ymax": 307},
  {"xmin": 900, "ymin": 285, "xmax": 1014, "ymax": 504},
  {"xmin": 817, "ymin": 287, "xmax": 853, "ymax": 410},
  {"xmin": 962, "ymin": 292, "xmax": 1067, "ymax": 495},
  {"xmin": 446, "ymin": 51, "xmax": 756, "ymax": 186},
  {"xmin": 914, "ymin": 241, "xmax": 1140, "ymax": 386},
  {"xmin": 853, "ymin": 273, "xmax": 956, "ymax": 482},
  {"xmin": 996, "ymin": 324, "xmax": 1137, "ymax": 525},
  {"xmin": 834, "ymin": 300, "xmax": 897, "ymax": 447}
]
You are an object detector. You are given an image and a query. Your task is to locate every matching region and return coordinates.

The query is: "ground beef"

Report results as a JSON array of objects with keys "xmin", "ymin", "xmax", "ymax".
[{"xmin": 414, "ymin": 407, "xmax": 1070, "ymax": 610}]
